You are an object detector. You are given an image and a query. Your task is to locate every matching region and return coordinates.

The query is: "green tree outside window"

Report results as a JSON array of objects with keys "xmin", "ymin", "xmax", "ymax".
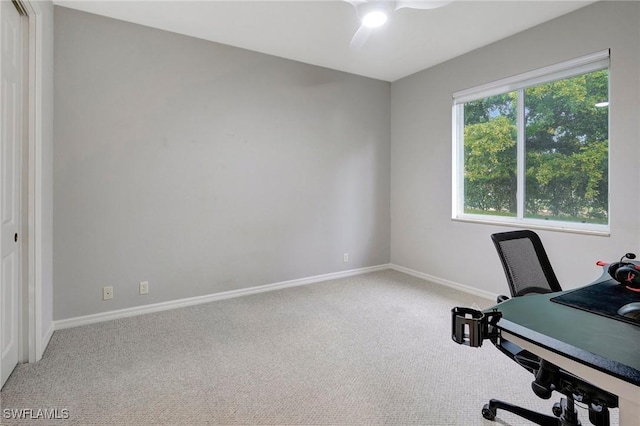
[{"xmin": 461, "ymin": 70, "xmax": 608, "ymax": 225}]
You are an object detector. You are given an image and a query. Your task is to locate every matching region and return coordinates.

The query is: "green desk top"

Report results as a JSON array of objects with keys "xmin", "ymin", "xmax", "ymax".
[{"xmin": 488, "ymin": 287, "xmax": 640, "ymax": 386}]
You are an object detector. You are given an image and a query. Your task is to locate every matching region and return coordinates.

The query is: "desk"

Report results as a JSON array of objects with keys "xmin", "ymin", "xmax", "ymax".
[{"xmin": 487, "ymin": 277, "xmax": 640, "ymax": 425}]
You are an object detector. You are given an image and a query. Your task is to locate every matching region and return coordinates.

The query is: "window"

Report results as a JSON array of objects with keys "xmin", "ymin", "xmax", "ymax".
[{"xmin": 452, "ymin": 51, "xmax": 610, "ymax": 233}]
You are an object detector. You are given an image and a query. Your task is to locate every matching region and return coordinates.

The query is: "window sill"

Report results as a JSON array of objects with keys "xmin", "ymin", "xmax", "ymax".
[{"xmin": 451, "ymin": 216, "xmax": 610, "ymax": 237}]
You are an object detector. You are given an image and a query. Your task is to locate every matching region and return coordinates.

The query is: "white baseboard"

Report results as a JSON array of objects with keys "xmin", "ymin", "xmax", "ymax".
[
  {"xmin": 53, "ymin": 263, "xmax": 495, "ymax": 332},
  {"xmin": 389, "ymin": 264, "xmax": 497, "ymax": 301},
  {"xmin": 54, "ymin": 264, "xmax": 392, "ymax": 331},
  {"xmin": 39, "ymin": 322, "xmax": 55, "ymax": 360}
]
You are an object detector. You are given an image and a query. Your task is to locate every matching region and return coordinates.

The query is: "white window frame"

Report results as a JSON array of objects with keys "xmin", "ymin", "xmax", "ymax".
[{"xmin": 452, "ymin": 50, "xmax": 610, "ymax": 235}]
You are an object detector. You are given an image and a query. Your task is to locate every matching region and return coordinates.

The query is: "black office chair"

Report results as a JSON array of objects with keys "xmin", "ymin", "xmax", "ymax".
[
  {"xmin": 492, "ymin": 230, "xmax": 562, "ymax": 297},
  {"xmin": 485, "ymin": 230, "xmax": 618, "ymax": 426}
]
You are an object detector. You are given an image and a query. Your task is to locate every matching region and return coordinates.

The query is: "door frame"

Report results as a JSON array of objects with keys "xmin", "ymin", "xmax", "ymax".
[{"xmin": 14, "ymin": 0, "xmax": 45, "ymax": 364}]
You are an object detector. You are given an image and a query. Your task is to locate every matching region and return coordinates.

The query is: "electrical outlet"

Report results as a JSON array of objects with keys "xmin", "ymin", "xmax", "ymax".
[
  {"xmin": 344, "ymin": 253, "xmax": 349, "ymax": 263},
  {"xmin": 139, "ymin": 281, "xmax": 149, "ymax": 295},
  {"xmin": 103, "ymin": 286, "xmax": 113, "ymax": 300}
]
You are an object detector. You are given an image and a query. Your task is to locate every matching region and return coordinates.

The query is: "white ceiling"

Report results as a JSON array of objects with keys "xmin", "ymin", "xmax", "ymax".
[{"xmin": 53, "ymin": 0, "xmax": 596, "ymax": 82}]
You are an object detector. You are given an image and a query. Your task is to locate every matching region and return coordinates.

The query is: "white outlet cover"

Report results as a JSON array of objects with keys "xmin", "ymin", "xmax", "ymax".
[{"xmin": 103, "ymin": 286, "xmax": 113, "ymax": 300}]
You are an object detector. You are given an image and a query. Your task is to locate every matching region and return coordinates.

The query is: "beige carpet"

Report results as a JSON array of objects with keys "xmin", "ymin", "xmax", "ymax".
[{"xmin": 0, "ymin": 270, "xmax": 618, "ymax": 425}]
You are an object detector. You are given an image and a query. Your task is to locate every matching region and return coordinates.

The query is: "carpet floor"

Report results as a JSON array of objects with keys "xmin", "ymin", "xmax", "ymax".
[{"xmin": 0, "ymin": 270, "xmax": 619, "ymax": 425}]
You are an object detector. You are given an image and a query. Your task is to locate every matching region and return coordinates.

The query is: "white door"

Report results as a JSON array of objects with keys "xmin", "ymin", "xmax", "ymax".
[{"xmin": 0, "ymin": 0, "xmax": 23, "ymax": 388}]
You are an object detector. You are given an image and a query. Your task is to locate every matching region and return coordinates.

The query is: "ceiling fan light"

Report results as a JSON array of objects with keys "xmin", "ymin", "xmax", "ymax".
[{"xmin": 362, "ymin": 10, "xmax": 388, "ymax": 28}]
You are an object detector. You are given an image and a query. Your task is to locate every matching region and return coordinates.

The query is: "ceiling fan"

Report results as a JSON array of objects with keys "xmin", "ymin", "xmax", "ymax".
[{"xmin": 346, "ymin": 0, "xmax": 454, "ymax": 48}]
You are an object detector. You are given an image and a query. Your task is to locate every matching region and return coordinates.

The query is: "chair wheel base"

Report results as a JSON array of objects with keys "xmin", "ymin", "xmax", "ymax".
[
  {"xmin": 482, "ymin": 404, "xmax": 496, "ymax": 421},
  {"xmin": 482, "ymin": 398, "xmax": 568, "ymax": 425}
]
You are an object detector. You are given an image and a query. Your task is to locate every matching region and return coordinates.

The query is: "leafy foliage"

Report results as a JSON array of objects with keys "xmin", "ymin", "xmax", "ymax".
[{"xmin": 462, "ymin": 70, "xmax": 608, "ymax": 224}]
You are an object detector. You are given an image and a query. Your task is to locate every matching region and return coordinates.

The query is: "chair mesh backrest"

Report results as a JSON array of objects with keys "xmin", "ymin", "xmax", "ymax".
[{"xmin": 491, "ymin": 231, "xmax": 562, "ymax": 297}]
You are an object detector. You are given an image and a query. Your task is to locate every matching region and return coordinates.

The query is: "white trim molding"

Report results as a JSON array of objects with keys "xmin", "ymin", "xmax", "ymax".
[
  {"xmin": 41, "ymin": 322, "xmax": 54, "ymax": 354},
  {"xmin": 390, "ymin": 264, "xmax": 497, "ymax": 301},
  {"xmin": 452, "ymin": 49, "xmax": 610, "ymax": 104},
  {"xmin": 54, "ymin": 264, "xmax": 392, "ymax": 330},
  {"xmin": 53, "ymin": 264, "xmax": 498, "ymax": 332},
  {"xmin": 13, "ymin": 0, "xmax": 45, "ymax": 363}
]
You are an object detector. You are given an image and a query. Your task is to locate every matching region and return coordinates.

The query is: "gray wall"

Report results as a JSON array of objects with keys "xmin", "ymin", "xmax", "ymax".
[
  {"xmin": 54, "ymin": 7, "xmax": 391, "ymax": 320},
  {"xmin": 391, "ymin": 1, "xmax": 640, "ymax": 295},
  {"xmin": 54, "ymin": 1, "xmax": 639, "ymax": 321}
]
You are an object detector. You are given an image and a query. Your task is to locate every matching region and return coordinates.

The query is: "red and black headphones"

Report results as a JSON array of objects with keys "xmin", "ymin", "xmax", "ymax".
[{"xmin": 597, "ymin": 253, "xmax": 640, "ymax": 292}]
